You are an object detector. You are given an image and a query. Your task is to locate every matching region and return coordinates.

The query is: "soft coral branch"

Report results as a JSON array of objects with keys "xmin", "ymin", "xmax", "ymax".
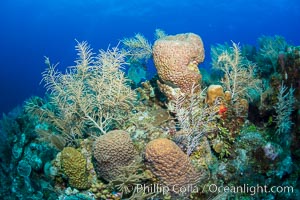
[{"xmin": 212, "ymin": 42, "xmax": 262, "ymax": 103}]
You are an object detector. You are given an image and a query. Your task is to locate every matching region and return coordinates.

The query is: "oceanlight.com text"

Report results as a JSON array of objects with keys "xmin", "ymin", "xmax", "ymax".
[{"xmin": 207, "ymin": 184, "xmax": 294, "ymax": 196}]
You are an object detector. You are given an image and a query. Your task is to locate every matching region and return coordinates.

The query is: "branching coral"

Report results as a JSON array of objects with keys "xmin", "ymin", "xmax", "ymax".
[
  {"xmin": 274, "ymin": 83, "xmax": 295, "ymax": 135},
  {"xmin": 121, "ymin": 33, "xmax": 153, "ymax": 86},
  {"xmin": 211, "ymin": 42, "xmax": 262, "ymax": 103},
  {"xmin": 169, "ymin": 85, "xmax": 219, "ymax": 156},
  {"xmin": 257, "ymin": 35, "xmax": 288, "ymax": 73},
  {"xmin": 109, "ymin": 157, "xmax": 152, "ymax": 198},
  {"xmin": 25, "ymin": 41, "xmax": 136, "ymax": 140},
  {"xmin": 154, "ymin": 28, "xmax": 167, "ymax": 40},
  {"xmin": 121, "ymin": 30, "xmax": 167, "ymax": 87},
  {"xmin": 122, "ymin": 29, "xmax": 167, "ymax": 63},
  {"xmin": 122, "ymin": 33, "xmax": 152, "ymax": 63}
]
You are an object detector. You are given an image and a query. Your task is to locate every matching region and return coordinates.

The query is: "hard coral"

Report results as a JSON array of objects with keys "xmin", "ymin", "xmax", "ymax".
[
  {"xmin": 93, "ymin": 130, "xmax": 138, "ymax": 182},
  {"xmin": 145, "ymin": 138, "xmax": 201, "ymax": 194},
  {"xmin": 206, "ymin": 85, "xmax": 224, "ymax": 105},
  {"xmin": 153, "ymin": 33, "xmax": 204, "ymax": 100},
  {"xmin": 61, "ymin": 147, "xmax": 90, "ymax": 189}
]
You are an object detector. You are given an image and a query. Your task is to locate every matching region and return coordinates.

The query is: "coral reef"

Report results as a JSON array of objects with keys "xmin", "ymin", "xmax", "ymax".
[
  {"xmin": 93, "ymin": 130, "xmax": 138, "ymax": 182},
  {"xmin": 0, "ymin": 107, "xmax": 59, "ymax": 199},
  {"xmin": 153, "ymin": 33, "xmax": 205, "ymax": 100},
  {"xmin": 0, "ymin": 32, "xmax": 299, "ymax": 200}
]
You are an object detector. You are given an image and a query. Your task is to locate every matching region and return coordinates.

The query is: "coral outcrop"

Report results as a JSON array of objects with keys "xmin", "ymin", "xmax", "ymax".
[
  {"xmin": 206, "ymin": 84, "xmax": 224, "ymax": 105},
  {"xmin": 145, "ymin": 138, "xmax": 201, "ymax": 194},
  {"xmin": 92, "ymin": 130, "xmax": 138, "ymax": 182},
  {"xmin": 61, "ymin": 147, "xmax": 90, "ymax": 189},
  {"xmin": 153, "ymin": 33, "xmax": 204, "ymax": 100}
]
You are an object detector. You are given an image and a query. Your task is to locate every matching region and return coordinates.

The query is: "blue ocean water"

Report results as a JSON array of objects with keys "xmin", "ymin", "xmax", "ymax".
[{"xmin": 0, "ymin": 0, "xmax": 299, "ymax": 114}]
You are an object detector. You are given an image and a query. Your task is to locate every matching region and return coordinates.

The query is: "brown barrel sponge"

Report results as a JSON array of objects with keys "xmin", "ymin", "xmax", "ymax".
[{"xmin": 153, "ymin": 33, "xmax": 204, "ymax": 100}]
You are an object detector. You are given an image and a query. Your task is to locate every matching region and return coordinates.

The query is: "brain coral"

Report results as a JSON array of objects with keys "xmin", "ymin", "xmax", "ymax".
[
  {"xmin": 145, "ymin": 138, "xmax": 200, "ymax": 193},
  {"xmin": 93, "ymin": 130, "xmax": 138, "ymax": 182},
  {"xmin": 153, "ymin": 33, "xmax": 205, "ymax": 100},
  {"xmin": 61, "ymin": 147, "xmax": 90, "ymax": 189}
]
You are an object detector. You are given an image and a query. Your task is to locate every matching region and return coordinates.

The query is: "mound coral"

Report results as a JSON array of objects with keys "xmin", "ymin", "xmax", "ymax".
[
  {"xmin": 206, "ymin": 85, "xmax": 224, "ymax": 105},
  {"xmin": 61, "ymin": 147, "xmax": 90, "ymax": 189},
  {"xmin": 92, "ymin": 130, "xmax": 138, "ymax": 182},
  {"xmin": 153, "ymin": 33, "xmax": 205, "ymax": 100},
  {"xmin": 145, "ymin": 138, "xmax": 201, "ymax": 194}
]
